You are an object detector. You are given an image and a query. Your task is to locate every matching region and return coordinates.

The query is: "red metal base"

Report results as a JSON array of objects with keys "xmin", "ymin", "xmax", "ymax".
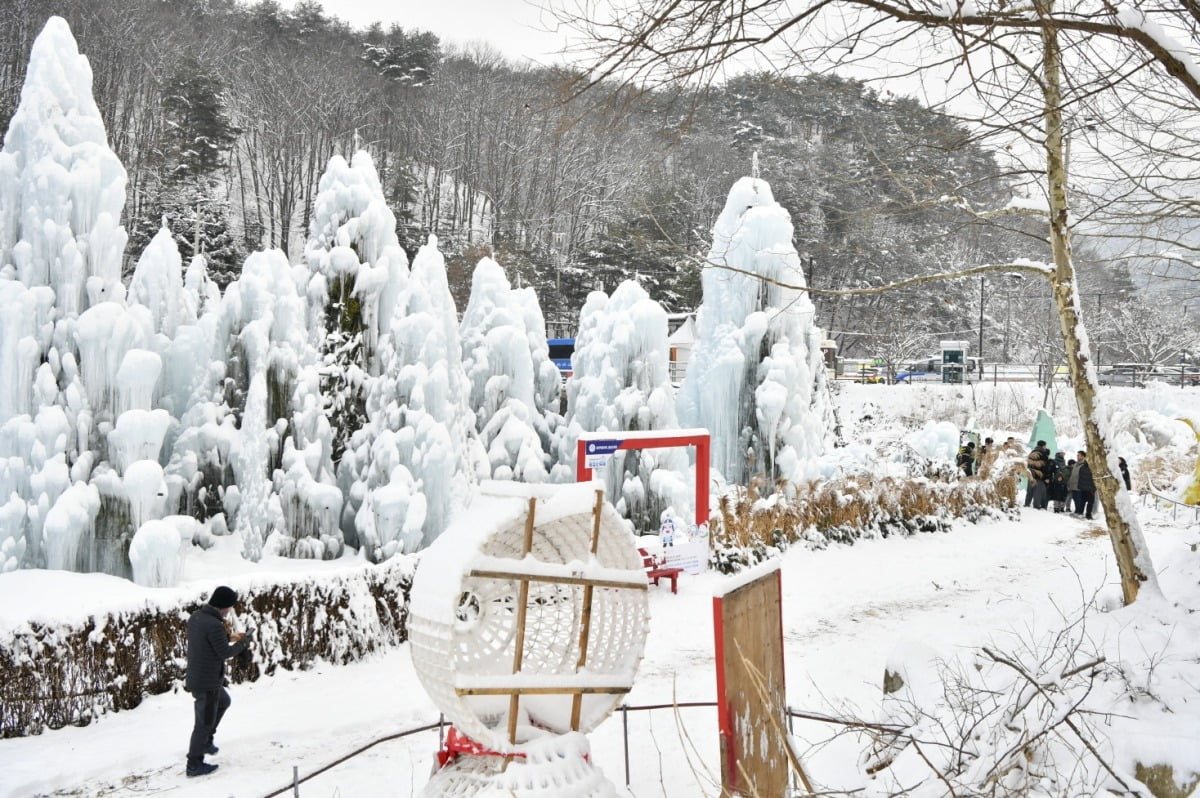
[{"xmin": 435, "ymin": 727, "xmax": 527, "ymax": 769}]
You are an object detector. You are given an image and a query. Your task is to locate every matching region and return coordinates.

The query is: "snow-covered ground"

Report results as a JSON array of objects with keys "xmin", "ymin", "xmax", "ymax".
[
  {"xmin": 2, "ymin": 506, "xmax": 1196, "ymax": 797},
  {"xmin": 2, "ymin": 382, "xmax": 1198, "ymax": 797}
]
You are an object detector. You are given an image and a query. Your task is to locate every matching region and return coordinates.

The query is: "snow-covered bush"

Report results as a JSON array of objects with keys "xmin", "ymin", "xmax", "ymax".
[
  {"xmin": 710, "ymin": 470, "xmax": 1018, "ymax": 573},
  {"xmin": 0, "ymin": 560, "xmax": 414, "ymax": 736}
]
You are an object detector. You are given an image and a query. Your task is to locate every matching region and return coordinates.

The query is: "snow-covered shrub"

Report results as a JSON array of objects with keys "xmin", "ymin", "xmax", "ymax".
[
  {"xmin": 856, "ymin": 575, "xmax": 1200, "ymax": 798},
  {"xmin": 710, "ymin": 470, "xmax": 1019, "ymax": 573},
  {"xmin": 0, "ymin": 560, "xmax": 414, "ymax": 737}
]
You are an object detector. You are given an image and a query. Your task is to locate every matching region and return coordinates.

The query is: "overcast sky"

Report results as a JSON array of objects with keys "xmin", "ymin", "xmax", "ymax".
[{"xmin": 288, "ymin": 0, "xmax": 574, "ymax": 65}]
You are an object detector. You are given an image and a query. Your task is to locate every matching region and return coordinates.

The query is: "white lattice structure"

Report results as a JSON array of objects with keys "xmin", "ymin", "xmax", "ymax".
[{"xmin": 409, "ymin": 481, "xmax": 649, "ymax": 757}]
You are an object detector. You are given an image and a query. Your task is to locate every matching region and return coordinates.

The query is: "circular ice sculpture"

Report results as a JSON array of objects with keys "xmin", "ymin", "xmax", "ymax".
[{"xmin": 408, "ymin": 481, "xmax": 649, "ymax": 755}]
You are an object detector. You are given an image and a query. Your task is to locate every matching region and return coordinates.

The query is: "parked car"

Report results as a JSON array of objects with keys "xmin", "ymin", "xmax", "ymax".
[
  {"xmin": 1097, "ymin": 367, "xmax": 1145, "ymax": 387},
  {"xmin": 1146, "ymin": 366, "xmax": 1200, "ymax": 387}
]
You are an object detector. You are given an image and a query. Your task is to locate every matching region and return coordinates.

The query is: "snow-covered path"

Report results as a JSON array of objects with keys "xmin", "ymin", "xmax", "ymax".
[{"xmin": 0, "ymin": 510, "xmax": 1140, "ymax": 797}]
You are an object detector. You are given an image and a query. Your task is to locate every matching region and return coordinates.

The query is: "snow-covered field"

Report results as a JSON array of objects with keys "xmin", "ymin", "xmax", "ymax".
[
  {"xmin": 2, "ymin": 507, "xmax": 1196, "ymax": 797},
  {"xmin": 2, "ymin": 382, "xmax": 1198, "ymax": 797}
]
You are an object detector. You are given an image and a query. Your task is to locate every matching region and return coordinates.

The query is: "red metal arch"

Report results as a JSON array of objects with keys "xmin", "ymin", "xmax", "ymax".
[{"xmin": 575, "ymin": 429, "xmax": 710, "ymax": 529}]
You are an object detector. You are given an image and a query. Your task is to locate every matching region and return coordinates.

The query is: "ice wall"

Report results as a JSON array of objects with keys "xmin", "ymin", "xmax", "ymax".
[
  {"xmin": 344, "ymin": 235, "xmax": 481, "ymax": 559},
  {"xmin": 559, "ymin": 280, "xmax": 691, "ymax": 527},
  {"xmin": 0, "ymin": 17, "xmax": 133, "ymax": 574},
  {"xmin": 677, "ymin": 177, "xmax": 831, "ymax": 487},
  {"xmin": 460, "ymin": 257, "xmax": 551, "ymax": 482}
]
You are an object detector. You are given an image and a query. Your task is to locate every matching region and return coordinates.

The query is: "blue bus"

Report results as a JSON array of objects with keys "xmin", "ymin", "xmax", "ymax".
[{"xmin": 548, "ymin": 338, "xmax": 575, "ymax": 379}]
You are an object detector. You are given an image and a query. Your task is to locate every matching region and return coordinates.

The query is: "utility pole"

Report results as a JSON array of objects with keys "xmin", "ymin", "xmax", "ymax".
[{"xmin": 977, "ymin": 275, "xmax": 985, "ymax": 361}]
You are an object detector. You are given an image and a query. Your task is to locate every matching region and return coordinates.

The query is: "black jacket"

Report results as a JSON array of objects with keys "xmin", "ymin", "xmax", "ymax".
[
  {"xmin": 186, "ymin": 604, "xmax": 249, "ymax": 692},
  {"xmin": 1076, "ymin": 462, "xmax": 1095, "ymax": 492}
]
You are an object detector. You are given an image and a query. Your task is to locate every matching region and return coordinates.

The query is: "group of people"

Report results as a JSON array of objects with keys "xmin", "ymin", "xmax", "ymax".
[
  {"xmin": 955, "ymin": 435, "xmax": 1012, "ymax": 477},
  {"xmin": 1024, "ymin": 441, "xmax": 1133, "ymax": 519},
  {"xmin": 955, "ymin": 434, "xmax": 1133, "ymax": 522}
]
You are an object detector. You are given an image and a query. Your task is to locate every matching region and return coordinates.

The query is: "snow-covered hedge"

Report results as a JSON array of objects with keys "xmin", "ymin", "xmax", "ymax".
[
  {"xmin": 0, "ymin": 561, "xmax": 412, "ymax": 738},
  {"xmin": 710, "ymin": 465, "xmax": 1021, "ymax": 573}
]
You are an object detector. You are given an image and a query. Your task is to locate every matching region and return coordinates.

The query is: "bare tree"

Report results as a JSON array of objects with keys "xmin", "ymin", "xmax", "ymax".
[
  {"xmin": 1094, "ymin": 295, "xmax": 1200, "ymax": 366},
  {"xmin": 549, "ymin": 0, "xmax": 1200, "ymax": 602}
]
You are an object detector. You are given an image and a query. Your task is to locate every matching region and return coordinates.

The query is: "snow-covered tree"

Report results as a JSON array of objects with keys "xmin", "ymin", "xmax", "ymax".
[
  {"xmin": 677, "ymin": 177, "xmax": 830, "ymax": 488},
  {"xmin": 342, "ymin": 235, "xmax": 481, "ymax": 560},
  {"xmin": 128, "ymin": 55, "xmax": 244, "ymax": 288},
  {"xmin": 512, "ymin": 285, "xmax": 567, "ymax": 453},
  {"xmin": 304, "ymin": 151, "xmax": 410, "ymax": 465},
  {"xmin": 556, "ymin": 280, "xmax": 692, "ymax": 529},
  {"xmin": 460, "ymin": 256, "xmax": 552, "ymax": 482}
]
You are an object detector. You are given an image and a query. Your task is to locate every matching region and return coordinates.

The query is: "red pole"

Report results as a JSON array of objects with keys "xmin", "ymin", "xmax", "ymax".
[{"xmin": 575, "ymin": 439, "xmax": 592, "ymax": 482}]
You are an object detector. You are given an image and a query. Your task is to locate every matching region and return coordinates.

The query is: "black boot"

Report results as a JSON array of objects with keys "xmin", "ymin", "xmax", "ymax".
[{"xmin": 187, "ymin": 762, "xmax": 218, "ymax": 777}]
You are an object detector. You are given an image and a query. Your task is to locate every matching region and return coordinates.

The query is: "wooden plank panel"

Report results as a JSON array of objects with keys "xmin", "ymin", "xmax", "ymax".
[{"xmin": 714, "ymin": 570, "xmax": 788, "ymax": 797}]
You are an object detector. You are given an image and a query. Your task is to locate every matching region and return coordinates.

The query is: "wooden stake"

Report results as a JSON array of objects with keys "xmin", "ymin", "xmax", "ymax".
[
  {"xmin": 506, "ymin": 497, "xmax": 538, "ymax": 746},
  {"xmin": 570, "ymin": 489, "xmax": 606, "ymax": 730}
]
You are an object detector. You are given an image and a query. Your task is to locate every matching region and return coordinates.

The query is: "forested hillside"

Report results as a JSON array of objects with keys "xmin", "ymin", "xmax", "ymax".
[{"xmin": 1, "ymin": 0, "xmax": 1131, "ymax": 357}]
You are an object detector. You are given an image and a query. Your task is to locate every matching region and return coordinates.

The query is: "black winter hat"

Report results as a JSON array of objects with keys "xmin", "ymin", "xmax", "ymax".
[{"xmin": 210, "ymin": 586, "xmax": 238, "ymax": 609}]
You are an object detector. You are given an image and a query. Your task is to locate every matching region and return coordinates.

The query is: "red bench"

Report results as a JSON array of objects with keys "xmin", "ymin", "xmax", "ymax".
[{"xmin": 639, "ymin": 547, "xmax": 683, "ymax": 594}]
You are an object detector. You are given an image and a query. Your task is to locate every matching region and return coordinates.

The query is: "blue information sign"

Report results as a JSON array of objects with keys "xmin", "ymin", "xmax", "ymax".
[{"xmin": 584, "ymin": 439, "xmax": 621, "ymax": 456}]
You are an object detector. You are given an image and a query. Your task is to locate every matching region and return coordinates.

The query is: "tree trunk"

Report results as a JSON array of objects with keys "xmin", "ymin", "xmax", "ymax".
[{"xmin": 1037, "ymin": 0, "xmax": 1158, "ymax": 604}]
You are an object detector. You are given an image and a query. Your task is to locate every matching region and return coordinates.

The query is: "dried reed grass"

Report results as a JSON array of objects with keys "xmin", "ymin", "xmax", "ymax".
[{"xmin": 711, "ymin": 466, "xmax": 1019, "ymax": 573}]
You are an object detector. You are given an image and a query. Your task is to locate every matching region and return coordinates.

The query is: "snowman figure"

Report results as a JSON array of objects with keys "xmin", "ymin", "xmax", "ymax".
[{"xmin": 659, "ymin": 516, "xmax": 676, "ymax": 547}]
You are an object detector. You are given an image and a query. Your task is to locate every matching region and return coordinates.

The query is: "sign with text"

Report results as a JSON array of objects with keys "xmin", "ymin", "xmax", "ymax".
[
  {"xmin": 661, "ymin": 540, "xmax": 708, "ymax": 575},
  {"xmin": 583, "ymin": 438, "xmax": 621, "ymax": 470}
]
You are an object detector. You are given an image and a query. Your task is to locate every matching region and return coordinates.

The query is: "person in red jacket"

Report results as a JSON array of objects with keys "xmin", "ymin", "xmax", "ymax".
[{"xmin": 185, "ymin": 586, "xmax": 252, "ymax": 778}]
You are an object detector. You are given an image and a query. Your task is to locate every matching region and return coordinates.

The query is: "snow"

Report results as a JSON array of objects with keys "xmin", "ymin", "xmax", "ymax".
[
  {"xmin": 459, "ymin": 257, "xmax": 552, "ymax": 483},
  {"xmin": 2, "ymin": 492, "xmax": 1197, "ymax": 796},
  {"xmin": 1, "ymin": 16, "xmax": 1199, "ymax": 795},
  {"xmin": 128, "ymin": 517, "xmax": 191, "ymax": 587}
]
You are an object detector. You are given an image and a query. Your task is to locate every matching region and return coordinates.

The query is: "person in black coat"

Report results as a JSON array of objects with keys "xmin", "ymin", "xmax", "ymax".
[
  {"xmin": 1074, "ymin": 451, "xmax": 1096, "ymax": 520},
  {"xmin": 1048, "ymin": 452, "xmax": 1069, "ymax": 512},
  {"xmin": 1118, "ymin": 456, "xmax": 1132, "ymax": 491},
  {"xmin": 185, "ymin": 586, "xmax": 251, "ymax": 778}
]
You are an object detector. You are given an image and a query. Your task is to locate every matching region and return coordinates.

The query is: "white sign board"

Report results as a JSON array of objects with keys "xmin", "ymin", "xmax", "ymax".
[{"xmin": 661, "ymin": 540, "xmax": 708, "ymax": 575}]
